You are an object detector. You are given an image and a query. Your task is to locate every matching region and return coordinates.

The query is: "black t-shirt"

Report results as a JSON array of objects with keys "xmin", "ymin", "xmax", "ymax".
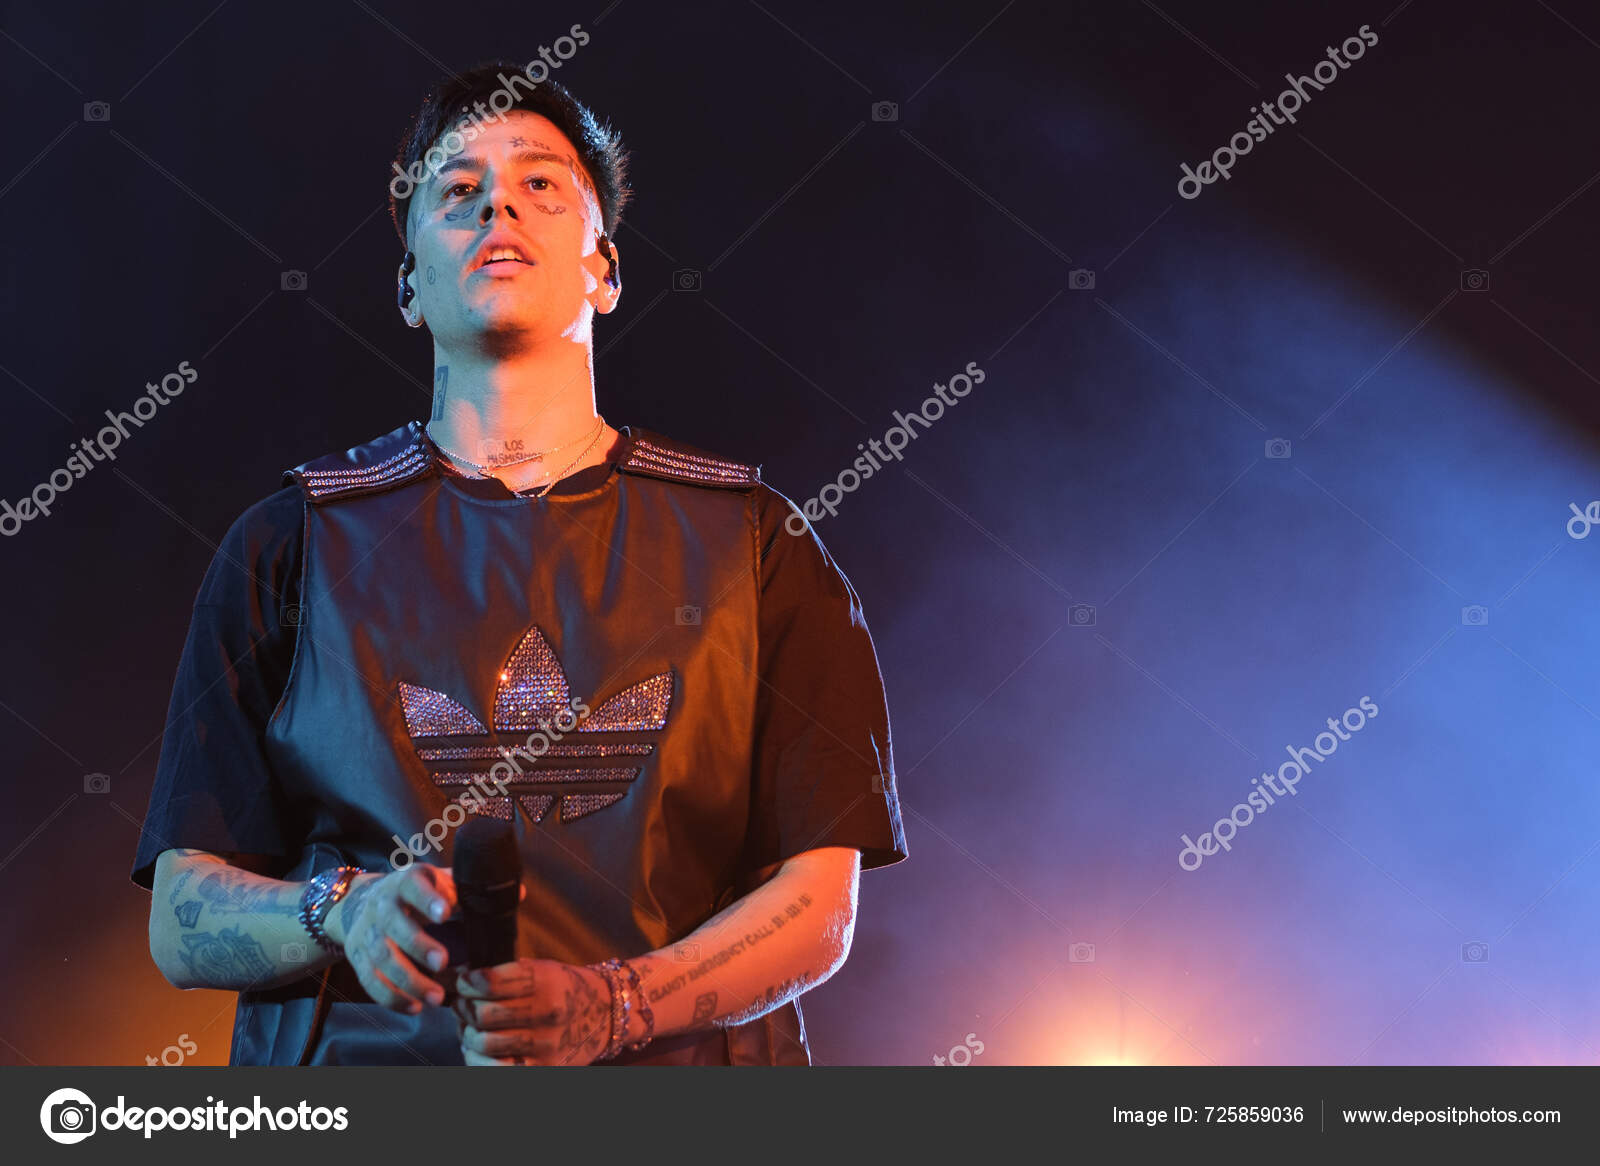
[{"xmin": 130, "ymin": 433, "xmax": 907, "ymax": 891}]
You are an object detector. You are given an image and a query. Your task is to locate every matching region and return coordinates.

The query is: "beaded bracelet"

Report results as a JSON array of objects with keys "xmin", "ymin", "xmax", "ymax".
[
  {"xmin": 587, "ymin": 957, "xmax": 657, "ymax": 1060},
  {"xmin": 615, "ymin": 959, "xmax": 655, "ymax": 1052},
  {"xmin": 586, "ymin": 959, "xmax": 628, "ymax": 1061},
  {"xmin": 297, "ymin": 865, "xmax": 365, "ymax": 956}
]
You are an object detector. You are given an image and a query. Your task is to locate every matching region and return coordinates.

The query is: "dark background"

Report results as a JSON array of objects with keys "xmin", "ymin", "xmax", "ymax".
[{"xmin": 3, "ymin": 0, "xmax": 1599, "ymax": 1065}]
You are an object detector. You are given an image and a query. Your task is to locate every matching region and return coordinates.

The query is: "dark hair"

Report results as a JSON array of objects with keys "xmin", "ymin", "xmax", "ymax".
[{"xmin": 388, "ymin": 61, "xmax": 631, "ymax": 245}]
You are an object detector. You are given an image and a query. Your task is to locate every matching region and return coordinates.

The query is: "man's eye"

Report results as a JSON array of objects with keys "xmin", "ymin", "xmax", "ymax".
[
  {"xmin": 445, "ymin": 182, "xmax": 477, "ymax": 198},
  {"xmin": 526, "ymin": 176, "xmax": 554, "ymax": 191}
]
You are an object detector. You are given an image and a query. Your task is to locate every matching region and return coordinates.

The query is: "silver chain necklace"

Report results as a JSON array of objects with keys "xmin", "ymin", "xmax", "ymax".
[
  {"xmin": 424, "ymin": 415, "xmax": 600, "ymax": 472},
  {"xmin": 428, "ymin": 416, "xmax": 610, "ymax": 499}
]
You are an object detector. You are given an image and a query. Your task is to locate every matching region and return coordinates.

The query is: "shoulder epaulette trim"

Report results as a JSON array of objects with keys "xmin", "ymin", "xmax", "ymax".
[
  {"xmin": 300, "ymin": 439, "xmax": 431, "ymax": 499},
  {"xmin": 620, "ymin": 435, "xmax": 760, "ymax": 489},
  {"xmin": 284, "ymin": 422, "xmax": 434, "ymax": 503}
]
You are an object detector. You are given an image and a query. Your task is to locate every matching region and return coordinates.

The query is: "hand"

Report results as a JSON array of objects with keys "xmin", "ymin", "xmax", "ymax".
[
  {"xmin": 453, "ymin": 959, "xmax": 613, "ymax": 1066},
  {"xmin": 328, "ymin": 866, "xmax": 456, "ymax": 1014}
]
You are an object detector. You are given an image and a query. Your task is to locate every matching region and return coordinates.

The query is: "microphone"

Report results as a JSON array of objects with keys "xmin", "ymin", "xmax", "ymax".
[{"xmin": 452, "ymin": 817, "xmax": 521, "ymax": 968}]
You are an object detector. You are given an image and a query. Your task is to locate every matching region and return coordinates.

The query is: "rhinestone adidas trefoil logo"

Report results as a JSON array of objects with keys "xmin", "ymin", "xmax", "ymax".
[{"xmin": 398, "ymin": 624, "xmax": 675, "ymax": 824}]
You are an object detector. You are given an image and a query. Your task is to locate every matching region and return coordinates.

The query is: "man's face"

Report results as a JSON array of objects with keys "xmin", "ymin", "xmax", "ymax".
[{"xmin": 403, "ymin": 111, "xmax": 617, "ymax": 347}]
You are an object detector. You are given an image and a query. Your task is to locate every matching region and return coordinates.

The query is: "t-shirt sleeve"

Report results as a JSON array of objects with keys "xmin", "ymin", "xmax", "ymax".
[
  {"xmin": 129, "ymin": 485, "xmax": 307, "ymax": 891},
  {"xmin": 744, "ymin": 484, "xmax": 908, "ymax": 875}
]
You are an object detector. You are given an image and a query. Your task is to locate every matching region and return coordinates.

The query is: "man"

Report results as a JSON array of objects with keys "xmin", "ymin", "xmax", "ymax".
[{"xmin": 131, "ymin": 61, "xmax": 907, "ymax": 1066}]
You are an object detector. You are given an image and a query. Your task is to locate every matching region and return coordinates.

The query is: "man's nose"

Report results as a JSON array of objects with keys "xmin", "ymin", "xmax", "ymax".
[
  {"xmin": 479, "ymin": 171, "xmax": 521, "ymax": 224},
  {"xmin": 479, "ymin": 199, "xmax": 519, "ymax": 225}
]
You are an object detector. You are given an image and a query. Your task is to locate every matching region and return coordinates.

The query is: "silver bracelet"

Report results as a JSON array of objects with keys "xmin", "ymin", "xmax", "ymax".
[
  {"xmin": 586, "ymin": 959, "xmax": 630, "ymax": 1061},
  {"xmin": 298, "ymin": 865, "xmax": 365, "ymax": 956},
  {"xmin": 616, "ymin": 959, "xmax": 654, "ymax": 1052}
]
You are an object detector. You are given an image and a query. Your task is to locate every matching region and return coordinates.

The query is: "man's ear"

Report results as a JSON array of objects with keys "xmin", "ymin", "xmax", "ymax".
[
  {"xmin": 592, "ymin": 232, "xmax": 621, "ymax": 314},
  {"xmin": 398, "ymin": 249, "xmax": 424, "ymax": 328}
]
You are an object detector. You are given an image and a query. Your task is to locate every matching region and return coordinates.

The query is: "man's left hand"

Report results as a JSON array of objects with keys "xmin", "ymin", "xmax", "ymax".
[{"xmin": 453, "ymin": 959, "xmax": 613, "ymax": 1066}]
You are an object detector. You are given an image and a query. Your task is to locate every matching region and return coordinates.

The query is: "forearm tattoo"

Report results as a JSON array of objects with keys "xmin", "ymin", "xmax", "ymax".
[
  {"xmin": 195, "ymin": 868, "xmax": 299, "ymax": 915},
  {"xmin": 646, "ymin": 894, "xmax": 814, "ymax": 1005},
  {"xmin": 715, "ymin": 973, "xmax": 812, "ymax": 1028},
  {"xmin": 176, "ymin": 928, "xmax": 274, "ymax": 986},
  {"xmin": 165, "ymin": 866, "xmax": 196, "ymax": 905}
]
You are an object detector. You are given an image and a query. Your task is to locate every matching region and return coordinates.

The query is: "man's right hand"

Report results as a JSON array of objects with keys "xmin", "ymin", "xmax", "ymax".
[{"xmin": 327, "ymin": 866, "xmax": 457, "ymax": 1014}]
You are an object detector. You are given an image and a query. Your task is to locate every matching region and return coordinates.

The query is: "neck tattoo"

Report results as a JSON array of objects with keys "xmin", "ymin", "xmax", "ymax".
[{"xmin": 431, "ymin": 367, "xmax": 448, "ymax": 422}]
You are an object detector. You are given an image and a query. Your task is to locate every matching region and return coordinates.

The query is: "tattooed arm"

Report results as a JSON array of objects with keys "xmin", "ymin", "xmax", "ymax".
[
  {"xmin": 632, "ymin": 845, "xmax": 859, "ymax": 1039},
  {"xmin": 149, "ymin": 848, "xmax": 460, "ymax": 1011},
  {"xmin": 147, "ymin": 848, "xmax": 340, "ymax": 992},
  {"xmin": 453, "ymin": 846, "xmax": 859, "ymax": 1065}
]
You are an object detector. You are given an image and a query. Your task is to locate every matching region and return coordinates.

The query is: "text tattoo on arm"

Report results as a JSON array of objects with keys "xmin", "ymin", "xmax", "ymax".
[
  {"xmin": 166, "ymin": 866, "xmax": 196, "ymax": 905},
  {"xmin": 646, "ymin": 894, "xmax": 814, "ymax": 1006}
]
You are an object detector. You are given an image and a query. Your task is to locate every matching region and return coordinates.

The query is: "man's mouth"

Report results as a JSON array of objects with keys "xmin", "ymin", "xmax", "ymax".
[{"xmin": 474, "ymin": 244, "xmax": 534, "ymax": 271}]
